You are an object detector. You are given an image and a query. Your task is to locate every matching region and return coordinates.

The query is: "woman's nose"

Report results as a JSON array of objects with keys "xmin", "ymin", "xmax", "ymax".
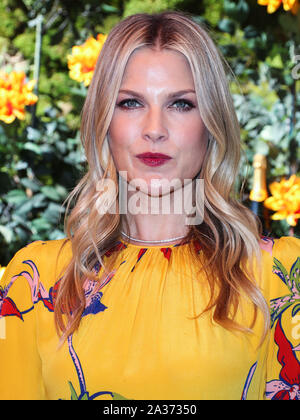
[{"xmin": 141, "ymin": 106, "xmax": 168, "ymax": 142}]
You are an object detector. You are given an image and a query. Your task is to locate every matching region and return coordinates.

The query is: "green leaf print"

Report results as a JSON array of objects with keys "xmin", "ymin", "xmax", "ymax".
[
  {"xmin": 290, "ymin": 257, "xmax": 300, "ymax": 292},
  {"xmin": 270, "ymin": 256, "xmax": 300, "ymax": 328},
  {"xmin": 112, "ymin": 392, "xmax": 129, "ymax": 400},
  {"xmin": 273, "ymin": 258, "xmax": 291, "ymax": 289},
  {"xmin": 292, "ymin": 303, "xmax": 300, "ymax": 318},
  {"xmin": 68, "ymin": 381, "xmax": 79, "ymax": 400},
  {"xmin": 270, "ymin": 294, "xmax": 295, "ymax": 328}
]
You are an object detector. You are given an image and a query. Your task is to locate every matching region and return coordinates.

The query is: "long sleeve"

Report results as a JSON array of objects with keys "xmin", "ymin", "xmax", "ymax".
[
  {"xmin": 0, "ymin": 241, "xmax": 46, "ymax": 399},
  {"xmin": 264, "ymin": 236, "xmax": 300, "ymax": 400}
]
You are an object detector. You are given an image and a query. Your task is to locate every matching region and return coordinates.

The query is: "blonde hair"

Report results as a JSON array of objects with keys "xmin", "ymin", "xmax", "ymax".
[{"xmin": 55, "ymin": 11, "xmax": 269, "ymax": 343}]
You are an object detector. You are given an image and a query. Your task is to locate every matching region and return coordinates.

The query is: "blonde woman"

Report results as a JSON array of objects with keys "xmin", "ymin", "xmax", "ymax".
[{"xmin": 0, "ymin": 11, "xmax": 299, "ymax": 401}]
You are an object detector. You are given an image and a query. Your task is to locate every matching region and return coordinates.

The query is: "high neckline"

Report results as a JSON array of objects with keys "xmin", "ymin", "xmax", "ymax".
[{"xmin": 117, "ymin": 237, "xmax": 191, "ymax": 249}]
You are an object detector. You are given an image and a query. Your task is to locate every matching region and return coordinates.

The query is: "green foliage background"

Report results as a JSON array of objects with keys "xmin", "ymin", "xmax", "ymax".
[{"xmin": 0, "ymin": 0, "xmax": 299, "ymax": 264}]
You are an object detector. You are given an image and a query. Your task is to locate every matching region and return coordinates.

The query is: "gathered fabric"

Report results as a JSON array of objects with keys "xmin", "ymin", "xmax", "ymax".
[{"xmin": 0, "ymin": 235, "xmax": 299, "ymax": 400}]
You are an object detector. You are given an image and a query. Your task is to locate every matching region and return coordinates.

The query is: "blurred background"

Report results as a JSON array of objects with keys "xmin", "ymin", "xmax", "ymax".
[{"xmin": 0, "ymin": 0, "xmax": 299, "ymax": 265}]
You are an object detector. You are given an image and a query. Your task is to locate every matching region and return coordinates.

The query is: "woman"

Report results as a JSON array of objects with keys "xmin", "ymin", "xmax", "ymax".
[{"xmin": 0, "ymin": 11, "xmax": 299, "ymax": 400}]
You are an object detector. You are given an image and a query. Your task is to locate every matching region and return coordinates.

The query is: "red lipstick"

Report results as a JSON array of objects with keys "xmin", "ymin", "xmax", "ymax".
[{"xmin": 136, "ymin": 152, "xmax": 172, "ymax": 167}]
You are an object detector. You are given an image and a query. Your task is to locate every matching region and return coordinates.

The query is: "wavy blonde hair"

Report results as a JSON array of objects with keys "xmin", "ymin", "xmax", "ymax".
[{"xmin": 55, "ymin": 11, "xmax": 269, "ymax": 343}]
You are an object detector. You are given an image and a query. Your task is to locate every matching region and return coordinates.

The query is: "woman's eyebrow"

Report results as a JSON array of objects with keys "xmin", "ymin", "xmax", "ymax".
[{"xmin": 118, "ymin": 89, "xmax": 196, "ymax": 99}]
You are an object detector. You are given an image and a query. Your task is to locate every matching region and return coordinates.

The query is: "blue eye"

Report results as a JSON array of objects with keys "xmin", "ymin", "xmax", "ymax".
[
  {"xmin": 171, "ymin": 100, "xmax": 195, "ymax": 112},
  {"xmin": 116, "ymin": 98, "xmax": 195, "ymax": 112},
  {"xmin": 117, "ymin": 99, "xmax": 141, "ymax": 109}
]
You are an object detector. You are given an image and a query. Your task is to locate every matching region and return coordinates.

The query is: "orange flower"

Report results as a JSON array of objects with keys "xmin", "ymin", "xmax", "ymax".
[
  {"xmin": 283, "ymin": 0, "xmax": 300, "ymax": 12},
  {"xmin": 264, "ymin": 175, "xmax": 300, "ymax": 226},
  {"xmin": 257, "ymin": 0, "xmax": 299, "ymax": 14},
  {"xmin": 0, "ymin": 71, "xmax": 38, "ymax": 124},
  {"xmin": 67, "ymin": 34, "xmax": 107, "ymax": 87}
]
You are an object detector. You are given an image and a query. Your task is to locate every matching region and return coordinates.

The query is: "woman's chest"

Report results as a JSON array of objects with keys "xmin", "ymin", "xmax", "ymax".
[{"xmin": 38, "ymin": 285, "xmax": 264, "ymax": 400}]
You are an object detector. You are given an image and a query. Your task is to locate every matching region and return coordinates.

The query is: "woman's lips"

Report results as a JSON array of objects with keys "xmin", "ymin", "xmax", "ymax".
[{"xmin": 136, "ymin": 153, "xmax": 172, "ymax": 167}]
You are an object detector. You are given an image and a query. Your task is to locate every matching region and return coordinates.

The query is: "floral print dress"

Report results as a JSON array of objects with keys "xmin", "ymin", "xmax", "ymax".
[{"xmin": 0, "ymin": 235, "xmax": 299, "ymax": 400}]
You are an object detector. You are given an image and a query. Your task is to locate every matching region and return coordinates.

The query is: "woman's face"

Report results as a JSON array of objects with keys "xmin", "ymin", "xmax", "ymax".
[{"xmin": 108, "ymin": 47, "xmax": 208, "ymax": 196}]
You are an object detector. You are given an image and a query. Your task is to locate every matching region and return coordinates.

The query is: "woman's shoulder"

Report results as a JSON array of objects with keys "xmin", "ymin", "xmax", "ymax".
[
  {"xmin": 0, "ymin": 238, "xmax": 72, "ymax": 319},
  {"xmin": 259, "ymin": 235, "xmax": 300, "ymax": 260},
  {"xmin": 1, "ymin": 238, "xmax": 72, "ymax": 293},
  {"xmin": 9, "ymin": 238, "xmax": 72, "ymax": 269},
  {"xmin": 258, "ymin": 235, "xmax": 300, "ymax": 301}
]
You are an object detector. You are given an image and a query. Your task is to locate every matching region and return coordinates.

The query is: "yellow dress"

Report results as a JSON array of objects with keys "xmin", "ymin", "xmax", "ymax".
[{"xmin": 0, "ymin": 235, "xmax": 299, "ymax": 400}]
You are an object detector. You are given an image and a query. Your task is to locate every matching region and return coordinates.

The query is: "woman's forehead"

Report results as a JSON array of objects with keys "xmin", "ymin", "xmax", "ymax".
[{"xmin": 120, "ymin": 47, "xmax": 194, "ymax": 89}]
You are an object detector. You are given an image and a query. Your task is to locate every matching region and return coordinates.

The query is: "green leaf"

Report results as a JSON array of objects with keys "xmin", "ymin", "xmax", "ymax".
[
  {"xmin": 255, "ymin": 141, "xmax": 269, "ymax": 155},
  {"xmin": 30, "ymin": 193, "xmax": 47, "ymax": 208},
  {"xmin": 14, "ymin": 199, "xmax": 33, "ymax": 216},
  {"xmin": 273, "ymin": 258, "xmax": 292, "ymax": 290},
  {"xmin": 15, "ymin": 225, "xmax": 31, "ymax": 241},
  {"xmin": 31, "ymin": 218, "xmax": 52, "ymax": 232},
  {"xmin": 55, "ymin": 184, "xmax": 68, "ymax": 199},
  {"xmin": 292, "ymin": 304, "xmax": 300, "ymax": 318},
  {"xmin": 41, "ymin": 186, "xmax": 62, "ymax": 201},
  {"xmin": 49, "ymin": 229, "xmax": 65, "ymax": 240},
  {"xmin": 266, "ymin": 54, "xmax": 284, "ymax": 69},
  {"xmin": 56, "ymin": 141, "xmax": 67, "ymax": 154},
  {"xmin": 20, "ymin": 178, "xmax": 40, "ymax": 192},
  {"xmin": 46, "ymin": 121, "xmax": 57, "ymax": 136},
  {"xmin": 218, "ymin": 18, "xmax": 236, "ymax": 35},
  {"xmin": 68, "ymin": 381, "xmax": 79, "ymax": 400},
  {"xmin": 224, "ymin": 0, "xmax": 249, "ymax": 22},
  {"xmin": 39, "ymin": 145, "xmax": 53, "ymax": 154},
  {"xmin": 112, "ymin": 392, "xmax": 128, "ymax": 400},
  {"xmin": 23, "ymin": 142, "xmax": 42, "ymax": 155},
  {"xmin": 270, "ymin": 295, "xmax": 295, "ymax": 328},
  {"xmin": 42, "ymin": 203, "xmax": 64, "ymax": 224},
  {"xmin": 260, "ymin": 125, "xmax": 286, "ymax": 144},
  {"xmin": 4, "ymin": 190, "xmax": 27, "ymax": 205},
  {"xmin": 244, "ymin": 25, "xmax": 259, "ymax": 39},
  {"xmin": 244, "ymin": 118, "xmax": 261, "ymax": 131},
  {"xmin": 290, "ymin": 257, "xmax": 300, "ymax": 292},
  {"xmin": 26, "ymin": 127, "xmax": 41, "ymax": 141},
  {"xmin": 101, "ymin": 3, "xmax": 119, "ymax": 13},
  {"xmin": 11, "ymin": 214, "xmax": 32, "ymax": 231},
  {"xmin": 0, "ymin": 225, "xmax": 13, "ymax": 243}
]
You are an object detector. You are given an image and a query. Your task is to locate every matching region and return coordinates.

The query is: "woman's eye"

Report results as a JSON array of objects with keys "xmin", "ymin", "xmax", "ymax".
[
  {"xmin": 117, "ymin": 99, "xmax": 141, "ymax": 109},
  {"xmin": 116, "ymin": 98, "xmax": 195, "ymax": 112},
  {"xmin": 171, "ymin": 100, "xmax": 195, "ymax": 112}
]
